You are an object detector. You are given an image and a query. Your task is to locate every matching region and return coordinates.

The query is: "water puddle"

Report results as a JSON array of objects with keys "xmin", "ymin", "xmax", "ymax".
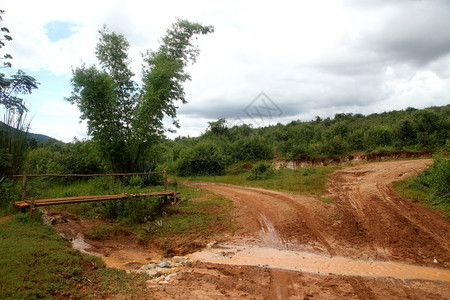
[
  {"xmin": 188, "ymin": 244, "xmax": 450, "ymax": 282},
  {"xmin": 67, "ymin": 222, "xmax": 450, "ymax": 283}
]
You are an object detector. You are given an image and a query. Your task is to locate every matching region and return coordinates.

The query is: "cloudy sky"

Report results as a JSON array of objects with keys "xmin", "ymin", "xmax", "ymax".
[{"xmin": 2, "ymin": 0, "xmax": 449, "ymax": 142}]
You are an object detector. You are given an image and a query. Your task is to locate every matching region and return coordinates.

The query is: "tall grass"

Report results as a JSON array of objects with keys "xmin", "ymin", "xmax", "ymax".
[
  {"xmin": 0, "ymin": 109, "xmax": 30, "ymax": 215},
  {"xmin": 393, "ymin": 153, "xmax": 450, "ymax": 217},
  {"xmin": 0, "ymin": 109, "xmax": 30, "ymax": 177}
]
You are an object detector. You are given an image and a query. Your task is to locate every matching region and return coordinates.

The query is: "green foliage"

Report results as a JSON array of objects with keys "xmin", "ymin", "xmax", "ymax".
[
  {"xmin": 128, "ymin": 175, "xmax": 143, "ymax": 187},
  {"xmin": 247, "ymin": 162, "xmax": 275, "ymax": 180},
  {"xmin": 0, "ymin": 217, "xmax": 148, "ymax": 298},
  {"xmin": 0, "ymin": 177, "xmax": 19, "ymax": 215},
  {"xmin": 25, "ymin": 139, "xmax": 103, "ymax": 177},
  {"xmin": 175, "ymin": 140, "xmax": 227, "ymax": 176},
  {"xmin": 68, "ymin": 20, "xmax": 213, "ymax": 173},
  {"xmin": 231, "ymin": 136, "xmax": 273, "ymax": 161},
  {"xmin": 393, "ymin": 155, "xmax": 449, "ymax": 216},
  {"xmin": 0, "ymin": 110, "xmax": 29, "ymax": 177},
  {"xmin": 182, "ymin": 165, "xmax": 338, "ymax": 196},
  {"xmin": 1, "ymin": 11, "xmax": 39, "ymax": 112},
  {"xmin": 417, "ymin": 156, "xmax": 449, "ymax": 203}
]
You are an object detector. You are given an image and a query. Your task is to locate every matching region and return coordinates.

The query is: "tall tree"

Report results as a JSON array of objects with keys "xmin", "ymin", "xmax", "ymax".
[
  {"xmin": 0, "ymin": 9, "xmax": 38, "ymax": 113},
  {"xmin": 68, "ymin": 19, "xmax": 213, "ymax": 173}
]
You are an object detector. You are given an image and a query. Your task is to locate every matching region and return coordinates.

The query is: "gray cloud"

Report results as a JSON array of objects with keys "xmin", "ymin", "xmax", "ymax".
[{"xmin": 358, "ymin": 0, "xmax": 450, "ymax": 66}]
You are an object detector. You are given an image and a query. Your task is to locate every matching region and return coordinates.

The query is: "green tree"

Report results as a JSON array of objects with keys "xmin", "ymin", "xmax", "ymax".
[
  {"xmin": 68, "ymin": 20, "xmax": 213, "ymax": 173},
  {"xmin": 0, "ymin": 10, "xmax": 38, "ymax": 178},
  {"xmin": 0, "ymin": 10, "xmax": 38, "ymax": 113}
]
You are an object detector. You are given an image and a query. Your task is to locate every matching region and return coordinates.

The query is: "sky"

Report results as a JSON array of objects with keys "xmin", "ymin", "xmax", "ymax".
[{"xmin": 1, "ymin": 0, "xmax": 450, "ymax": 142}]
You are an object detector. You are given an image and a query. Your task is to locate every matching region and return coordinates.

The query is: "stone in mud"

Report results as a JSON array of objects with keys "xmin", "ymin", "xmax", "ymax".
[
  {"xmin": 159, "ymin": 260, "xmax": 172, "ymax": 268},
  {"xmin": 145, "ymin": 269, "xmax": 159, "ymax": 277},
  {"xmin": 139, "ymin": 263, "xmax": 157, "ymax": 271},
  {"xmin": 172, "ymin": 256, "xmax": 189, "ymax": 264}
]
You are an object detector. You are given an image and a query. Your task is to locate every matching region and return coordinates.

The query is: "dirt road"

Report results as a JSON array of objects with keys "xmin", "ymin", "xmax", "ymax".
[
  {"xmin": 53, "ymin": 159, "xmax": 450, "ymax": 298},
  {"xmin": 156, "ymin": 159, "xmax": 449, "ymax": 299},
  {"xmin": 188, "ymin": 159, "xmax": 449, "ymax": 267}
]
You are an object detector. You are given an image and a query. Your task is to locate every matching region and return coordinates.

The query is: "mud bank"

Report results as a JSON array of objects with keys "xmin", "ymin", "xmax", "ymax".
[{"xmin": 274, "ymin": 150, "xmax": 433, "ymax": 170}]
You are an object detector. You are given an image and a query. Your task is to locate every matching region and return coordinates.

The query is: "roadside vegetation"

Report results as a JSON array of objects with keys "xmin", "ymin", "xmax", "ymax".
[
  {"xmin": 182, "ymin": 162, "xmax": 339, "ymax": 196},
  {"xmin": 0, "ymin": 215, "xmax": 149, "ymax": 299},
  {"xmin": 393, "ymin": 152, "xmax": 450, "ymax": 217}
]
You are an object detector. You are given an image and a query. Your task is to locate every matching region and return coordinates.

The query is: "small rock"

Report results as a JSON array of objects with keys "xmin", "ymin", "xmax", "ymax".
[
  {"xmin": 145, "ymin": 269, "xmax": 159, "ymax": 277},
  {"xmin": 139, "ymin": 263, "xmax": 157, "ymax": 271},
  {"xmin": 156, "ymin": 267, "xmax": 177, "ymax": 275},
  {"xmin": 159, "ymin": 260, "xmax": 172, "ymax": 268},
  {"xmin": 172, "ymin": 256, "xmax": 189, "ymax": 264}
]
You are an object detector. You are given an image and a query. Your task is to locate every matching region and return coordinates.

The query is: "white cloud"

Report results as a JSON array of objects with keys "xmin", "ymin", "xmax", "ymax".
[
  {"xmin": 1, "ymin": 0, "xmax": 449, "ymax": 140},
  {"xmin": 30, "ymin": 101, "xmax": 87, "ymax": 142}
]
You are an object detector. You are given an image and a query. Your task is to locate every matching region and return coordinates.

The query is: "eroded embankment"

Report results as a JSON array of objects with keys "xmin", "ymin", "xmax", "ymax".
[{"xmin": 273, "ymin": 150, "xmax": 433, "ymax": 170}]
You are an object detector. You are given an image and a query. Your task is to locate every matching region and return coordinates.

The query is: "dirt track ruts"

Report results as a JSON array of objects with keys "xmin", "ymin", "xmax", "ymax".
[{"xmin": 188, "ymin": 159, "xmax": 449, "ymax": 268}]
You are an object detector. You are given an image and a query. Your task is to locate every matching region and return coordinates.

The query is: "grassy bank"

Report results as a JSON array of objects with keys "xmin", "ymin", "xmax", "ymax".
[
  {"xmin": 177, "ymin": 165, "xmax": 340, "ymax": 196},
  {"xmin": 393, "ymin": 176, "xmax": 450, "ymax": 218},
  {"xmin": 84, "ymin": 184, "xmax": 235, "ymax": 256},
  {"xmin": 0, "ymin": 214, "xmax": 148, "ymax": 299},
  {"xmin": 393, "ymin": 155, "xmax": 449, "ymax": 218}
]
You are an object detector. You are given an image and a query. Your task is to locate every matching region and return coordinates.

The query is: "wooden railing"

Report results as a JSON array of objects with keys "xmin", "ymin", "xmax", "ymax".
[{"xmin": 12, "ymin": 170, "xmax": 178, "ymax": 217}]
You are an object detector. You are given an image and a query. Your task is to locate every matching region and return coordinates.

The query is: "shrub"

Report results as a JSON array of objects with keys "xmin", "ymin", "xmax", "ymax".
[
  {"xmin": 128, "ymin": 175, "xmax": 143, "ymax": 187},
  {"xmin": 101, "ymin": 196, "xmax": 162, "ymax": 223},
  {"xmin": 176, "ymin": 141, "xmax": 227, "ymax": 176},
  {"xmin": 0, "ymin": 177, "xmax": 20, "ymax": 215},
  {"xmin": 247, "ymin": 162, "xmax": 275, "ymax": 180},
  {"xmin": 418, "ymin": 155, "xmax": 449, "ymax": 204},
  {"xmin": 231, "ymin": 136, "xmax": 273, "ymax": 162}
]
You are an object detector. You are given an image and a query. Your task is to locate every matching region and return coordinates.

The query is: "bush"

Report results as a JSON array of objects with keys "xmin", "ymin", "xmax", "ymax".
[
  {"xmin": 231, "ymin": 136, "xmax": 273, "ymax": 162},
  {"xmin": 101, "ymin": 196, "xmax": 162, "ymax": 223},
  {"xmin": 418, "ymin": 155, "xmax": 450, "ymax": 204},
  {"xmin": 0, "ymin": 177, "xmax": 20, "ymax": 215},
  {"xmin": 176, "ymin": 141, "xmax": 227, "ymax": 176},
  {"xmin": 247, "ymin": 162, "xmax": 275, "ymax": 180},
  {"xmin": 128, "ymin": 175, "xmax": 143, "ymax": 187}
]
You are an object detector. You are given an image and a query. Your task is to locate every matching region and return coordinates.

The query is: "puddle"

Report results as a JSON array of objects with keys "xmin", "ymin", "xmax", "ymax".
[
  {"xmin": 67, "ymin": 224, "xmax": 450, "ymax": 283},
  {"xmin": 188, "ymin": 244, "xmax": 450, "ymax": 282}
]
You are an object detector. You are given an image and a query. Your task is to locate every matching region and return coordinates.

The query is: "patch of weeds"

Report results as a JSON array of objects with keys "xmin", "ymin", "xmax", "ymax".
[
  {"xmin": 299, "ymin": 166, "xmax": 316, "ymax": 176},
  {"xmin": 393, "ymin": 174, "xmax": 450, "ymax": 218},
  {"xmin": 332, "ymin": 213, "xmax": 341, "ymax": 220},
  {"xmin": 247, "ymin": 163, "xmax": 275, "ymax": 180},
  {"xmin": 147, "ymin": 189, "xmax": 234, "ymax": 255},
  {"xmin": 320, "ymin": 197, "xmax": 332, "ymax": 203}
]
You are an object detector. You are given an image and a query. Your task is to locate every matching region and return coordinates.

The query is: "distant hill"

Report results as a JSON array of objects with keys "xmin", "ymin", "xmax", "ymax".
[
  {"xmin": 0, "ymin": 121, "xmax": 57, "ymax": 144},
  {"xmin": 28, "ymin": 132, "xmax": 55, "ymax": 143}
]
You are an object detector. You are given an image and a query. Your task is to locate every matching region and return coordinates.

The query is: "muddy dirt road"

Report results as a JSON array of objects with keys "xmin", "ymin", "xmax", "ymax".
[
  {"xmin": 54, "ymin": 159, "xmax": 450, "ymax": 299},
  {"xmin": 188, "ymin": 159, "xmax": 449, "ymax": 267},
  {"xmin": 163, "ymin": 159, "xmax": 449, "ymax": 299}
]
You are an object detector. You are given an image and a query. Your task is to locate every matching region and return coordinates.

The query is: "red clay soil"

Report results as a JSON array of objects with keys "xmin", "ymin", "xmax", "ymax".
[
  {"xmin": 186, "ymin": 159, "xmax": 449, "ymax": 268},
  {"xmin": 52, "ymin": 159, "xmax": 450, "ymax": 299}
]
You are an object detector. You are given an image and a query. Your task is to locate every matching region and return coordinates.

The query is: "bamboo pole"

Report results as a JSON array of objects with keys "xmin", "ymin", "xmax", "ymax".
[
  {"xmin": 20, "ymin": 171, "xmax": 27, "ymax": 202},
  {"xmin": 163, "ymin": 169, "xmax": 168, "ymax": 191}
]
